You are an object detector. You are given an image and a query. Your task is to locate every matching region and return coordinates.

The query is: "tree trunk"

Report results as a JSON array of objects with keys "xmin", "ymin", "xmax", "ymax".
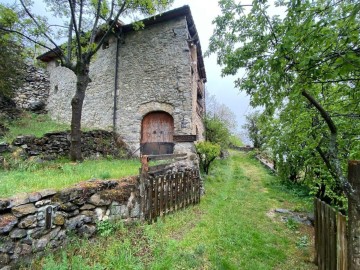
[
  {"xmin": 69, "ymin": 63, "xmax": 90, "ymax": 161},
  {"xmin": 348, "ymin": 160, "xmax": 360, "ymax": 270}
]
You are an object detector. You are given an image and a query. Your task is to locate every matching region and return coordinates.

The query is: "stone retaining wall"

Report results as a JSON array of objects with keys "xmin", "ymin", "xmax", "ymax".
[
  {"xmin": 0, "ymin": 176, "xmax": 140, "ymax": 269},
  {"xmin": 1, "ymin": 130, "xmax": 129, "ymax": 161},
  {"xmin": 13, "ymin": 66, "xmax": 50, "ymax": 114}
]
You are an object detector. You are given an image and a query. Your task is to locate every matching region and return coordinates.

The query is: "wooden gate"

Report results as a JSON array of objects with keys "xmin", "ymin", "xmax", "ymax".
[
  {"xmin": 139, "ymin": 154, "xmax": 201, "ymax": 223},
  {"xmin": 141, "ymin": 111, "xmax": 174, "ymax": 155}
]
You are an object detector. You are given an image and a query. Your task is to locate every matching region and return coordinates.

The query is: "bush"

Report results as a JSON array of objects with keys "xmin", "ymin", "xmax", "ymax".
[{"xmin": 195, "ymin": 141, "xmax": 221, "ymax": 174}]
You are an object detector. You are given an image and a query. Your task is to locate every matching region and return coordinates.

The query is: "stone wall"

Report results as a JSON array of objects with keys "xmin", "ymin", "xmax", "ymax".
[
  {"xmin": 13, "ymin": 66, "xmax": 50, "ymax": 114},
  {"xmin": 0, "ymin": 176, "xmax": 140, "ymax": 268},
  {"xmin": 1, "ymin": 130, "xmax": 128, "ymax": 161}
]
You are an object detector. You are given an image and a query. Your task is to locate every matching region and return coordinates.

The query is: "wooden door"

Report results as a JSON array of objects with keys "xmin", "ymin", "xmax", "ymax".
[{"xmin": 141, "ymin": 112, "xmax": 174, "ymax": 155}]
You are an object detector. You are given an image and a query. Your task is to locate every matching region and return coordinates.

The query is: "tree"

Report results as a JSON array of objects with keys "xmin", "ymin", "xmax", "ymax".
[
  {"xmin": 0, "ymin": 4, "xmax": 25, "ymax": 100},
  {"xmin": 206, "ymin": 91, "xmax": 237, "ymax": 133},
  {"xmin": 208, "ymin": 0, "xmax": 360, "ymax": 265},
  {"xmin": 195, "ymin": 141, "xmax": 221, "ymax": 174},
  {"xmin": 242, "ymin": 111, "xmax": 265, "ymax": 149},
  {"xmin": 205, "ymin": 91, "xmax": 239, "ymax": 149},
  {"xmin": 0, "ymin": 0, "xmax": 173, "ymax": 161}
]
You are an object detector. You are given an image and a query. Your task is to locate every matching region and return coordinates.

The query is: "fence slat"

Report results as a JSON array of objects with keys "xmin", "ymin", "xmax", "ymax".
[
  {"xmin": 330, "ymin": 206, "xmax": 337, "ymax": 270},
  {"xmin": 314, "ymin": 198, "xmax": 348, "ymax": 270},
  {"xmin": 154, "ymin": 177, "xmax": 159, "ymax": 222},
  {"xmin": 314, "ymin": 198, "xmax": 319, "ymax": 266},
  {"xmin": 337, "ymin": 213, "xmax": 347, "ymax": 270},
  {"xmin": 320, "ymin": 201, "xmax": 325, "ymax": 270},
  {"xmin": 148, "ymin": 178, "xmax": 153, "ymax": 223},
  {"xmin": 175, "ymin": 174, "xmax": 178, "ymax": 211},
  {"xmin": 159, "ymin": 176, "xmax": 164, "ymax": 217}
]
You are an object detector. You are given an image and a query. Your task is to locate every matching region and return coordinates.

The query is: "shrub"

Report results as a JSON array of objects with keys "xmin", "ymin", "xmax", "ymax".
[{"xmin": 195, "ymin": 141, "xmax": 221, "ymax": 174}]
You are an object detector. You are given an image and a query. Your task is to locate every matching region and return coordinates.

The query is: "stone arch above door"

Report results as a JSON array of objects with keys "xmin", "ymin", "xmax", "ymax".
[
  {"xmin": 141, "ymin": 111, "xmax": 174, "ymax": 155},
  {"xmin": 138, "ymin": 101, "xmax": 174, "ymax": 117}
]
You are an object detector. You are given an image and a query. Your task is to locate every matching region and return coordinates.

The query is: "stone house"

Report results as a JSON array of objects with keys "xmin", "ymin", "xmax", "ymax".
[{"xmin": 37, "ymin": 5, "xmax": 206, "ymax": 155}]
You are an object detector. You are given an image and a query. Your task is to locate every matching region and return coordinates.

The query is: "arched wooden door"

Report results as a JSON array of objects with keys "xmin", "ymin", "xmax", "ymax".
[{"xmin": 141, "ymin": 111, "xmax": 174, "ymax": 155}]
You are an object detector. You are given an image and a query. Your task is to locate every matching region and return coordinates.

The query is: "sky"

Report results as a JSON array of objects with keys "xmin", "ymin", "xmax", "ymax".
[
  {"xmin": 2, "ymin": 0, "xmax": 255, "ymax": 143},
  {"xmin": 172, "ymin": 0, "xmax": 253, "ymax": 143}
]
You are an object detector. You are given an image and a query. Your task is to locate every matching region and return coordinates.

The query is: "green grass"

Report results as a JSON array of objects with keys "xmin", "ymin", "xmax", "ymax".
[
  {"xmin": 0, "ymin": 158, "xmax": 139, "ymax": 198},
  {"xmin": 25, "ymin": 151, "xmax": 316, "ymax": 270},
  {"xmin": 229, "ymin": 134, "xmax": 244, "ymax": 147},
  {"xmin": 1, "ymin": 112, "xmax": 69, "ymax": 142}
]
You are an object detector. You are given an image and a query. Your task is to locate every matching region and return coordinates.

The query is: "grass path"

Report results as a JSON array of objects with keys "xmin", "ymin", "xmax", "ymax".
[{"xmin": 29, "ymin": 151, "xmax": 316, "ymax": 270}]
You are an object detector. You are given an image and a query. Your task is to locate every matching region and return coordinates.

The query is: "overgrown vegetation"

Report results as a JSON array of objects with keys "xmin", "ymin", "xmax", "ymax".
[
  {"xmin": 25, "ymin": 152, "xmax": 315, "ymax": 270},
  {"xmin": 208, "ymin": 0, "xmax": 360, "ymax": 212},
  {"xmin": 0, "ymin": 158, "xmax": 139, "ymax": 198},
  {"xmin": 0, "ymin": 4, "xmax": 25, "ymax": 100},
  {"xmin": 0, "ymin": 112, "xmax": 69, "ymax": 143},
  {"xmin": 195, "ymin": 141, "xmax": 221, "ymax": 174},
  {"xmin": 204, "ymin": 91, "xmax": 242, "ymax": 150}
]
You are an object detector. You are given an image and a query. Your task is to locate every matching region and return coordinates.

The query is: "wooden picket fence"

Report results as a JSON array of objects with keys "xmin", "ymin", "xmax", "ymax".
[
  {"xmin": 314, "ymin": 198, "xmax": 347, "ymax": 270},
  {"xmin": 139, "ymin": 154, "xmax": 201, "ymax": 223}
]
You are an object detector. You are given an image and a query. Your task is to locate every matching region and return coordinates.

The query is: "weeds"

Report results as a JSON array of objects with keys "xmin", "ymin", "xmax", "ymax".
[
  {"xmin": 286, "ymin": 218, "xmax": 300, "ymax": 231},
  {"xmin": 0, "ymin": 159, "xmax": 139, "ymax": 198},
  {"xmin": 296, "ymin": 235, "xmax": 309, "ymax": 249},
  {"xmin": 25, "ymin": 152, "xmax": 315, "ymax": 270}
]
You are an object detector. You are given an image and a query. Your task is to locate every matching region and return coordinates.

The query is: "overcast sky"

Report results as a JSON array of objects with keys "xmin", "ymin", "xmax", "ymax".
[
  {"xmin": 2, "ymin": 0, "xmax": 254, "ymax": 143},
  {"xmin": 172, "ymin": 0, "xmax": 253, "ymax": 143}
]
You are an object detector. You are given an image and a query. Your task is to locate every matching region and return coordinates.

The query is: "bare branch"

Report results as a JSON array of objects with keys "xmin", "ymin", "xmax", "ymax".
[
  {"xmin": 68, "ymin": 0, "xmax": 82, "ymax": 61},
  {"xmin": 88, "ymin": 0, "xmax": 127, "ymax": 60},
  {"xmin": 19, "ymin": 0, "xmax": 63, "ymax": 56},
  {"xmin": 87, "ymin": 0, "xmax": 103, "ymax": 49},
  {"xmin": 0, "ymin": 27, "xmax": 65, "ymax": 66}
]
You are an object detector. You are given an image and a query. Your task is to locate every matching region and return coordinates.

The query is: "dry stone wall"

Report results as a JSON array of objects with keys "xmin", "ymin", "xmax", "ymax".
[
  {"xmin": 0, "ymin": 176, "xmax": 140, "ymax": 269},
  {"xmin": 2, "ymin": 130, "xmax": 128, "ymax": 161},
  {"xmin": 13, "ymin": 66, "xmax": 50, "ymax": 114}
]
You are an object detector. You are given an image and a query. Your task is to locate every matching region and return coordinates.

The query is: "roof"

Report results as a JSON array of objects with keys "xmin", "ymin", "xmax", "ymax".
[{"xmin": 37, "ymin": 5, "xmax": 207, "ymax": 82}]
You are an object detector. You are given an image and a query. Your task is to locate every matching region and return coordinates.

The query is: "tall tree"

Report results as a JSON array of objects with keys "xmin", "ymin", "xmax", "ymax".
[
  {"xmin": 205, "ymin": 91, "xmax": 238, "ymax": 149},
  {"xmin": 0, "ymin": 4, "xmax": 25, "ymax": 100},
  {"xmin": 208, "ymin": 0, "xmax": 360, "ymax": 266},
  {"xmin": 208, "ymin": 0, "xmax": 360, "ymax": 198},
  {"xmin": 0, "ymin": 0, "xmax": 173, "ymax": 161},
  {"xmin": 242, "ymin": 111, "xmax": 265, "ymax": 149}
]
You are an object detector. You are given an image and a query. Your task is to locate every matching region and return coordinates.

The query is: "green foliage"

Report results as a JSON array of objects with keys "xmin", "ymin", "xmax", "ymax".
[
  {"xmin": 0, "ymin": 158, "xmax": 139, "ymax": 197},
  {"xmin": 42, "ymin": 252, "xmax": 104, "ymax": 270},
  {"xmin": 229, "ymin": 134, "xmax": 243, "ymax": 147},
  {"xmin": 242, "ymin": 111, "xmax": 266, "ymax": 149},
  {"xmin": 0, "ymin": 4, "xmax": 25, "ymax": 99},
  {"xmin": 296, "ymin": 235, "xmax": 309, "ymax": 249},
  {"xmin": 29, "ymin": 152, "xmax": 314, "ymax": 270},
  {"xmin": 285, "ymin": 218, "xmax": 299, "ymax": 231},
  {"xmin": 97, "ymin": 220, "xmax": 119, "ymax": 237},
  {"xmin": 204, "ymin": 116, "xmax": 231, "ymax": 149},
  {"xmin": 195, "ymin": 141, "xmax": 221, "ymax": 174},
  {"xmin": 205, "ymin": 91, "xmax": 239, "ymax": 149},
  {"xmin": 1, "ymin": 112, "xmax": 69, "ymax": 143},
  {"xmin": 208, "ymin": 0, "xmax": 360, "ymax": 208}
]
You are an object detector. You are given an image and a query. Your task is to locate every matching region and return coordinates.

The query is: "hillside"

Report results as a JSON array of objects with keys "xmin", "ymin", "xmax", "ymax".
[{"xmin": 27, "ymin": 151, "xmax": 316, "ymax": 269}]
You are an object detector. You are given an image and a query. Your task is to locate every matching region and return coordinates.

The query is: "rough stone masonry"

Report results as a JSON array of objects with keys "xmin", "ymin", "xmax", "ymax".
[
  {"xmin": 0, "ymin": 177, "xmax": 140, "ymax": 269},
  {"xmin": 38, "ymin": 6, "xmax": 206, "ymax": 155}
]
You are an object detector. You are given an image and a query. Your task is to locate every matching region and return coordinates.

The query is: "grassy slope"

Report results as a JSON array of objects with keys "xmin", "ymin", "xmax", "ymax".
[
  {"xmin": 0, "ymin": 159, "xmax": 139, "ymax": 198},
  {"xmin": 27, "ymin": 151, "xmax": 316, "ymax": 270},
  {"xmin": 0, "ymin": 111, "xmax": 140, "ymax": 198},
  {"xmin": 1, "ymin": 112, "xmax": 70, "ymax": 143}
]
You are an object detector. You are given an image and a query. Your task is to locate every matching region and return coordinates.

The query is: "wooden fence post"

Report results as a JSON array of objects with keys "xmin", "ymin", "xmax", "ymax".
[
  {"xmin": 348, "ymin": 160, "xmax": 360, "ymax": 270},
  {"xmin": 140, "ymin": 155, "xmax": 149, "ymax": 221}
]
